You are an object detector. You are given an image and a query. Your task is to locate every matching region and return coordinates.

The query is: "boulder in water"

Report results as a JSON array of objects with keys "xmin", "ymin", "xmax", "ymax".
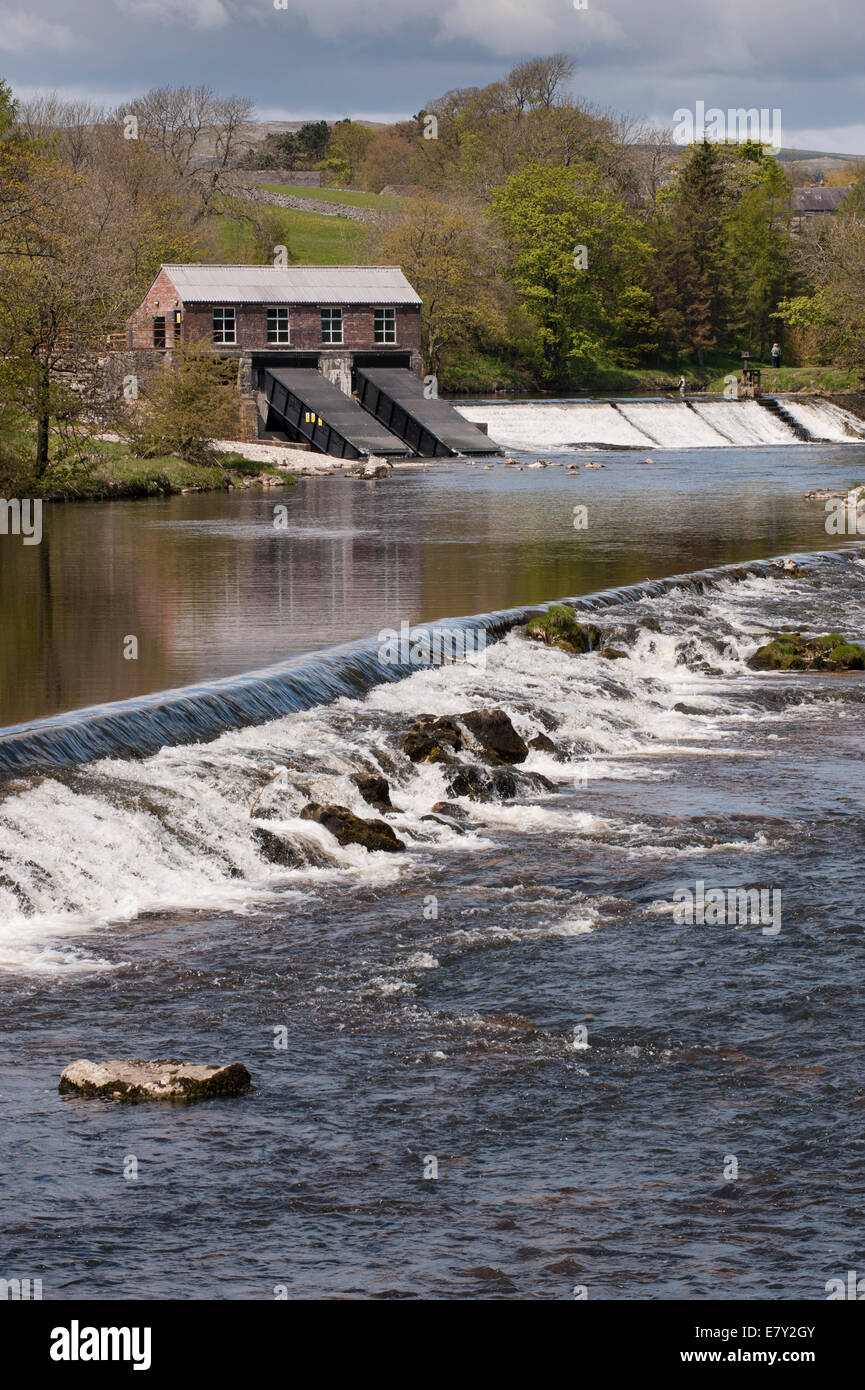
[
  {"xmin": 401, "ymin": 715, "xmax": 463, "ymax": 763},
  {"xmin": 352, "ymin": 773, "xmax": 392, "ymax": 811},
  {"xmin": 601, "ymin": 646, "xmax": 628, "ymax": 660},
  {"xmin": 459, "ymin": 708, "xmax": 528, "ymax": 764},
  {"xmin": 769, "ymin": 557, "xmax": 803, "ymax": 578},
  {"xmin": 254, "ymin": 825, "xmax": 303, "ymax": 867},
  {"xmin": 446, "ymin": 765, "xmax": 516, "ymax": 802},
  {"xmin": 300, "ymin": 801, "xmax": 406, "ymax": 852},
  {"xmin": 525, "ymin": 606, "xmax": 603, "ymax": 655},
  {"xmin": 59, "ymin": 1059, "xmax": 252, "ymax": 1103},
  {"xmin": 748, "ymin": 632, "xmax": 865, "ymax": 671},
  {"xmin": 528, "ymin": 731, "xmax": 562, "ymax": 757},
  {"xmin": 430, "ymin": 800, "xmax": 469, "ymax": 820}
]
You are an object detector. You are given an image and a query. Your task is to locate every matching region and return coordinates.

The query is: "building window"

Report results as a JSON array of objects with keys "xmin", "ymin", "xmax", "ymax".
[
  {"xmin": 153, "ymin": 315, "xmax": 166, "ymax": 349},
  {"xmin": 267, "ymin": 307, "xmax": 290, "ymax": 344},
  {"xmin": 374, "ymin": 307, "xmax": 396, "ymax": 344},
  {"xmin": 321, "ymin": 307, "xmax": 343, "ymax": 344},
  {"xmin": 213, "ymin": 306, "xmax": 236, "ymax": 345}
]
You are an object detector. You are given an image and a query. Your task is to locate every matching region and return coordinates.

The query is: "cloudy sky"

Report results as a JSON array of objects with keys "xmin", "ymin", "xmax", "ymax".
[{"xmin": 2, "ymin": 0, "xmax": 863, "ymax": 153}]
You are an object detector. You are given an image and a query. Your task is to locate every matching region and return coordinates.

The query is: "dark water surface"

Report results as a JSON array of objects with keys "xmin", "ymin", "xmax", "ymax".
[
  {"xmin": 2, "ymin": 441, "xmax": 863, "ymax": 725},
  {"xmin": 1, "ymin": 444, "xmax": 864, "ymax": 1301}
]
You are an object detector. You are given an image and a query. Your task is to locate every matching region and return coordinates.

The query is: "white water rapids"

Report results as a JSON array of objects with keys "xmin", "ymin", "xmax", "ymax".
[{"xmin": 458, "ymin": 397, "xmax": 865, "ymax": 451}]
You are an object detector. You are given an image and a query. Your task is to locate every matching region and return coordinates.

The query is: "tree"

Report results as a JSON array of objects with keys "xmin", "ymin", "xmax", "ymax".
[
  {"xmin": 651, "ymin": 140, "xmax": 728, "ymax": 364},
  {"xmin": 378, "ymin": 197, "xmax": 504, "ymax": 374},
  {"xmin": 492, "ymin": 161, "xmax": 657, "ymax": 381},
  {"xmin": 507, "ymin": 55, "xmax": 576, "ymax": 112},
  {"xmin": 117, "ymin": 338, "xmax": 239, "ymax": 465},
  {"xmin": 780, "ymin": 213, "xmax": 865, "ymax": 369}
]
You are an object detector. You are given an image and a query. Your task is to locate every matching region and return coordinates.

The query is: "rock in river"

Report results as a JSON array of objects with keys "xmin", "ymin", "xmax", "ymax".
[
  {"xmin": 300, "ymin": 801, "xmax": 406, "ymax": 852},
  {"xmin": 400, "ymin": 708, "xmax": 527, "ymax": 765},
  {"xmin": 525, "ymin": 605, "xmax": 603, "ymax": 654},
  {"xmin": 748, "ymin": 632, "xmax": 865, "ymax": 671},
  {"xmin": 459, "ymin": 707, "xmax": 528, "ymax": 764},
  {"xmin": 59, "ymin": 1059, "xmax": 252, "ymax": 1103},
  {"xmin": 352, "ymin": 772, "xmax": 392, "ymax": 811}
]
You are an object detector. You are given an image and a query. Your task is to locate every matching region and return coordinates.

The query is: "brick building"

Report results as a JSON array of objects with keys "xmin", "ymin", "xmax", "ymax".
[
  {"xmin": 120, "ymin": 263, "xmax": 494, "ymax": 458},
  {"xmin": 125, "ymin": 263, "xmax": 422, "ymax": 367}
]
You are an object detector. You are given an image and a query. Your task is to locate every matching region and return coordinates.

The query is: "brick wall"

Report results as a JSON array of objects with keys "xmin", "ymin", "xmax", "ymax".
[
  {"xmin": 126, "ymin": 268, "xmax": 183, "ymax": 350},
  {"xmin": 180, "ymin": 302, "xmax": 421, "ymax": 352}
]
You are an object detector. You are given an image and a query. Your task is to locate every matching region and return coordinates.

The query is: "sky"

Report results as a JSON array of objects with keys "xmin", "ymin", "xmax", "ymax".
[{"xmin": 1, "ymin": 0, "xmax": 863, "ymax": 154}]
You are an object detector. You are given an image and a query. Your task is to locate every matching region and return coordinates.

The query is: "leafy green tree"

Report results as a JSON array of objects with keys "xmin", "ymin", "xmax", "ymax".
[
  {"xmin": 378, "ymin": 197, "xmax": 504, "ymax": 374},
  {"xmin": 721, "ymin": 153, "xmax": 792, "ymax": 355},
  {"xmin": 491, "ymin": 161, "xmax": 657, "ymax": 381}
]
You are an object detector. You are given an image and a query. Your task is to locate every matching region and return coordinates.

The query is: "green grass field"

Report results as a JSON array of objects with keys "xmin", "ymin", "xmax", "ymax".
[
  {"xmin": 218, "ymin": 201, "xmax": 373, "ymax": 265},
  {"xmin": 261, "ymin": 184, "xmax": 404, "ymax": 212}
]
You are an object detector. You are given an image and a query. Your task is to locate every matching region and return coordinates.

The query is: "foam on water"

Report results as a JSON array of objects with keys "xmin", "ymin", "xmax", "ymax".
[
  {"xmin": 458, "ymin": 396, "xmax": 865, "ymax": 451},
  {"xmin": 690, "ymin": 399, "xmax": 796, "ymax": 445},
  {"xmin": 778, "ymin": 399, "xmax": 865, "ymax": 442},
  {"xmin": 2, "ymin": 547, "xmax": 863, "ymax": 970}
]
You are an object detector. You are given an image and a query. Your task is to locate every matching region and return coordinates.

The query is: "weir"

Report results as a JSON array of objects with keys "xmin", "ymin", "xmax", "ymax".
[
  {"xmin": 2, "ymin": 548, "xmax": 862, "ymax": 780},
  {"xmin": 457, "ymin": 397, "xmax": 865, "ymax": 451}
]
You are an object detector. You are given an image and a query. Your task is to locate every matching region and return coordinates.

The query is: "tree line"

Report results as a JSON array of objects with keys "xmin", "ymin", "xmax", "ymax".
[{"xmin": 2, "ymin": 58, "xmax": 865, "ymax": 487}]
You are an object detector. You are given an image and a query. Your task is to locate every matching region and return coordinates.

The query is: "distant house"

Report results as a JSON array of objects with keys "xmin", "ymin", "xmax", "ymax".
[
  {"xmin": 125, "ymin": 264, "xmax": 423, "ymax": 363},
  {"xmin": 791, "ymin": 186, "xmax": 850, "ymax": 230}
]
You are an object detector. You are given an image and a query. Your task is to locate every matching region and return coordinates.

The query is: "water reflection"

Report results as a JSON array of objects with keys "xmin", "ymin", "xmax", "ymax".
[{"xmin": 1, "ymin": 443, "xmax": 863, "ymax": 725}]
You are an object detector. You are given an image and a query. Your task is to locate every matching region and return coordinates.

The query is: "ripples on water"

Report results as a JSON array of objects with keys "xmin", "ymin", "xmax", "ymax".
[{"xmin": 1, "ymin": 550, "xmax": 865, "ymax": 1297}]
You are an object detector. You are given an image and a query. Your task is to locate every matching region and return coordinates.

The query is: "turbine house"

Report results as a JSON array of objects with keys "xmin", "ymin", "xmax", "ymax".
[{"xmin": 125, "ymin": 263, "xmax": 497, "ymax": 459}]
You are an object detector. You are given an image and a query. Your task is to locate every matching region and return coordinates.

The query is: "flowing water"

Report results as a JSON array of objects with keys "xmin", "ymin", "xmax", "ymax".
[
  {"xmin": 2, "ymin": 419, "xmax": 865, "ymax": 1300},
  {"xmin": 458, "ymin": 395, "xmax": 865, "ymax": 451}
]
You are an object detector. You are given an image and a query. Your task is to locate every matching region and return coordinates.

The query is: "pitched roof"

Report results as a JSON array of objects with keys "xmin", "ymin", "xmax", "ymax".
[
  {"xmin": 160, "ymin": 264, "xmax": 421, "ymax": 305},
  {"xmin": 792, "ymin": 186, "xmax": 849, "ymax": 212}
]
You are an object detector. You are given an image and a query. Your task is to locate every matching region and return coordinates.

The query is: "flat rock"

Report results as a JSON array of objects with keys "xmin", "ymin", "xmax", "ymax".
[{"xmin": 59, "ymin": 1059, "xmax": 252, "ymax": 1103}]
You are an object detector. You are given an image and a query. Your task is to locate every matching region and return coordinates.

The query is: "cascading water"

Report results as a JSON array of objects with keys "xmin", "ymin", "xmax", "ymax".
[
  {"xmin": 4, "ymin": 544, "xmax": 865, "ymax": 1298},
  {"xmin": 457, "ymin": 396, "xmax": 865, "ymax": 450}
]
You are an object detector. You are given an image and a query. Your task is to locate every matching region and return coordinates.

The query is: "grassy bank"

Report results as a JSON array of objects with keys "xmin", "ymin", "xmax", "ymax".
[
  {"xmin": 218, "ymin": 198, "xmax": 372, "ymax": 264},
  {"xmin": 2, "ymin": 437, "xmax": 295, "ymax": 502},
  {"xmin": 260, "ymin": 184, "xmax": 403, "ymax": 212}
]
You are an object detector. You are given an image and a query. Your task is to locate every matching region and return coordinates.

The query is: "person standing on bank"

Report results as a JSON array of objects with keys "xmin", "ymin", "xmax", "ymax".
[{"xmin": 771, "ymin": 342, "xmax": 782, "ymax": 369}]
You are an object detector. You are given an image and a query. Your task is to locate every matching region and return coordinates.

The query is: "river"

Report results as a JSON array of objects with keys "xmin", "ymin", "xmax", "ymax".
[{"xmin": 1, "ymin": 424, "xmax": 864, "ymax": 1299}]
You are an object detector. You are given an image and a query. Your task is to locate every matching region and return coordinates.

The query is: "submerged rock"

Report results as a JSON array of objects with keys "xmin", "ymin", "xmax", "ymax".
[
  {"xmin": 352, "ymin": 772, "xmax": 392, "ymax": 811},
  {"xmin": 748, "ymin": 632, "xmax": 865, "ymax": 672},
  {"xmin": 300, "ymin": 801, "xmax": 406, "ymax": 852},
  {"xmin": 525, "ymin": 605, "xmax": 603, "ymax": 655},
  {"xmin": 59, "ymin": 1059, "xmax": 252, "ymax": 1103},
  {"xmin": 459, "ymin": 708, "xmax": 528, "ymax": 764}
]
